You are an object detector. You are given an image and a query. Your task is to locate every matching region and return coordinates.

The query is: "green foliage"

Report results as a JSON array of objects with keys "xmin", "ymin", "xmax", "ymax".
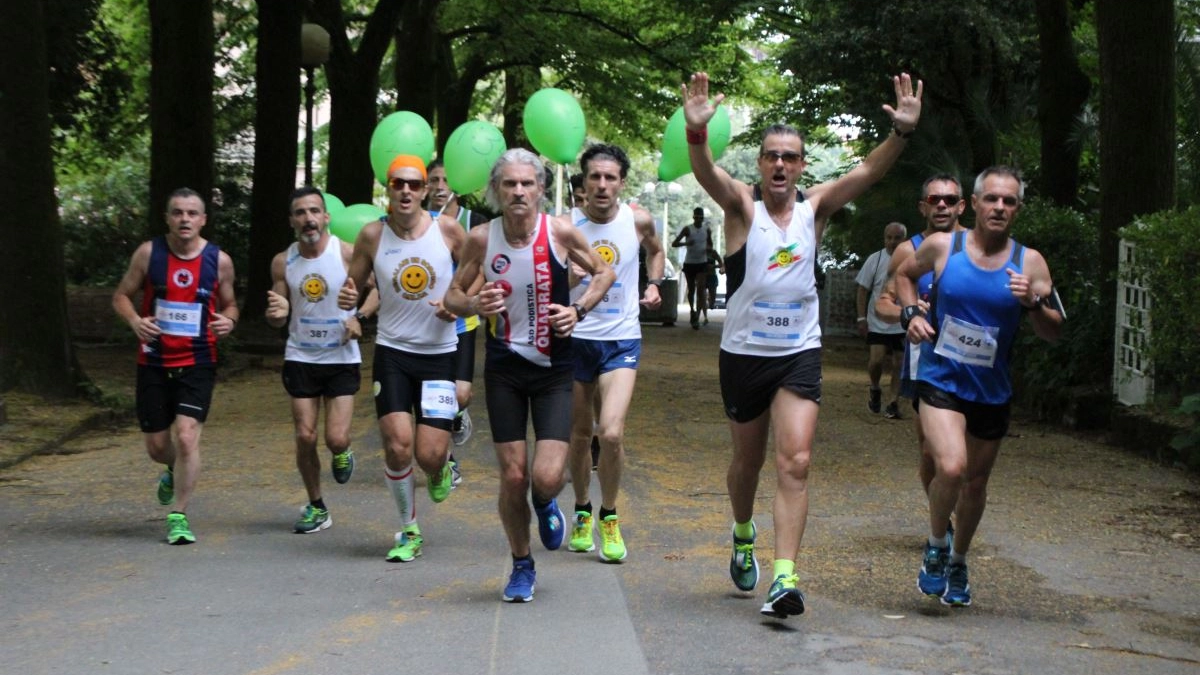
[
  {"xmin": 1120, "ymin": 207, "xmax": 1200, "ymax": 397},
  {"xmin": 59, "ymin": 152, "xmax": 150, "ymax": 286},
  {"xmin": 1169, "ymin": 393, "xmax": 1200, "ymax": 469},
  {"xmin": 1008, "ymin": 199, "xmax": 1109, "ymax": 415}
]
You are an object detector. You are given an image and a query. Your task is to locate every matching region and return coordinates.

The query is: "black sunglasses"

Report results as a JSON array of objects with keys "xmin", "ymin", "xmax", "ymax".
[
  {"xmin": 760, "ymin": 150, "xmax": 803, "ymax": 164},
  {"xmin": 924, "ymin": 194, "xmax": 961, "ymax": 206},
  {"xmin": 389, "ymin": 177, "xmax": 426, "ymax": 191}
]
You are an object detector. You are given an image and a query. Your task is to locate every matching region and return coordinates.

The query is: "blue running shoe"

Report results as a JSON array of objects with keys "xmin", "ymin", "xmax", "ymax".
[
  {"xmin": 760, "ymin": 574, "xmax": 806, "ymax": 618},
  {"xmin": 941, "ymin": 561, "xmax": 972, "ymax": 607},
  {"xmin": 535, "ymin": 499, "xmax": 565, "ymax": 551},
  {"xmin": 918, "ymin": 542, "xmax": 950, "ymax": 596},
  {"xmin": 729, "ymin": 523, "xmax": 759, "ymax": 592},
  {"xmin": 503, "ymin": 559, "xmax": 536, "ymax": 603}
]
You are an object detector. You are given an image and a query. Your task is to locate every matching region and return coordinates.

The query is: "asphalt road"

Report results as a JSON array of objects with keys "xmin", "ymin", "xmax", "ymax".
[{"xmin": 2, "ymin": 314, "xmax": 1198, "ymax": 675}]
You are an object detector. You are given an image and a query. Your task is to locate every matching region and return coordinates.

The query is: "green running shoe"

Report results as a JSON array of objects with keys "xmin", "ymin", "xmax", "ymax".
[
  {"xmin": 760, "ymin": 573, "xmax": 806, "ymax": 618},
  {"xmin": 156, "ymin": 467, "xmax": 174, "ymax": 506},
  {"xmin": 427, "ymin": 464, "xmax": 452, "ymax": 504},
  {"xmin": 165, "ymin": 512, "xmax": 195, "ymax": 545},
  {"xmin": 294, "ymin": 504, "xmax": 332, "ymax": 534},
  {"xmin": 729, "ymin": 522, "xmax": 759, "ymax": 591},
  {"xmin": 598, "ymin": 514, "xmax": 627, "ymax": 563},
  {"xmin": 331, "ymin": 450, "xmax": 355, "ymax": 484},
  {"xmin": 386, "ymin": 526, "xmax": 422, "ymax": 562},
  {"xmin": 568, "ymin": 511, "xmax": 595, "ymax": 552}
]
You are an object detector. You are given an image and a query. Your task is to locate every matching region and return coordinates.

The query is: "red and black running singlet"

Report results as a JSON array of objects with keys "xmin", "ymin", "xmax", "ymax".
[{"xmin": 138, "ymin": 237, "xmax": 221, "ymax": 368}]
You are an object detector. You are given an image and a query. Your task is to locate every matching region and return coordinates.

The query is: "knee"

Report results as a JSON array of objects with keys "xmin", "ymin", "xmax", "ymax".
[
  {"xmin": 961, "ymin": 473, "xmax": 990, "ymax": 499},
  {"xmin": 597, "ymin": 426, "xmax": 623, "ymax": 451},
  {"xmin": 777, "ymin": 448, "xmax": 812, "ymax": 482},
  {"xmin": 295, "ymin": 427, "xmax": 319, "ymax": 449},
  {"xmin": 325, "ymin": 431, "xmax": 351, "ymax": 452},
  {"xmin": 499, "ymin": 465, "xmax": 529, "ymax": 495}
]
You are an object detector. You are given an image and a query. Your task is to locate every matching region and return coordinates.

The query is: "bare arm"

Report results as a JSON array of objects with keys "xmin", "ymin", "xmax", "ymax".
[
  {"xmin": 337, "ymin": 222, "xmax": 381, "ymax": 310},
  {"xmin": 443, "ymin": 225, "xmax": 490, "ymax": 317},
  {"xmin": 1007, "ymin": 248, "xmax": 1064, "ymax": 343},
  {"xmin": 635, "ymin": 205, "xmax": 665, "ymax": 309},
  {"xmin": 809, "ymin": 74, "xmax": 923, "ymax": 223},
  {"xmin": 112, "ymin": 242, "xmax": 159, "ymax": 342},
  {"xmin": 264, "ymin": 251, "xmax": 289, "ymax": 328},
  {"xmin": 551, "ymin": 216, "xmax": 615, "ymax": 336},
  {"xmin": 896, "ymin": 233, "xmax": 946, "ymax": 344},
  {"xmin": 209, "ymin": 251, "xmax": 238, "ymax": 337}
]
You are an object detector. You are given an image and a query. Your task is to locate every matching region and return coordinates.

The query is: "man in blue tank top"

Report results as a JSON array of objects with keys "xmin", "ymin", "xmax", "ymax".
[
  {"xmin": 876, "ymin": 174, "xmax": 968, "ymax": 524},
  {"xmin": 895, "ymin": 166, "xmax": 1064, "ymax": 607}
]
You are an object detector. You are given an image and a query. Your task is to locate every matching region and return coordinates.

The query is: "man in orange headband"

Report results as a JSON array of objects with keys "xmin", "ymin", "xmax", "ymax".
[{"xmin": 338, "ymin": 154, "xmax": 480, "ymax": 564}]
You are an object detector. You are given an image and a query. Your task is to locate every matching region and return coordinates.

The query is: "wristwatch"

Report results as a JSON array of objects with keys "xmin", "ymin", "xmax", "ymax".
[
  {"xmin": 647, "ymin": 278, "xmax": 664, "ymax": 287},
  {"xmin": 900, "ymin": 305, "xmax": 923, "ymax": 330},
  {"xmin": 571, "ymin": 302, "xmax": 588, "ymax": 322}
]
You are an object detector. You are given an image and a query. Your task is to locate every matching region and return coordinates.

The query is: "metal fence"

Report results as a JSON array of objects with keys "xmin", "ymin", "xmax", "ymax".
[{"xmin": 1113, "ymin": 239, "xmax": 1153, "ymax": 406}]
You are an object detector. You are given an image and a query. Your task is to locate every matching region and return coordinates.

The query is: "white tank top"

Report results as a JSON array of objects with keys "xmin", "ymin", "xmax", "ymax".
[
  {"xmin": 484, "ymin": 214, "xmax": 571, "ymax": 367},
  {"xmin": 569, "ymin": 204, "xmax": 641, "ymax": 341},
  {"xmin": 284, "ymin": 236, "xmax": 361, "ymax": 364},
  {"xmin": 373, "ymin": 219, "xmax": 457, "ymax": 354},
  {"xmin": 684, "ymin": 223, "xmax": 710, "ymax": 264},
  {"xmin": 721, "ymin": 200, "xmax": 821, "ymax": 356}
]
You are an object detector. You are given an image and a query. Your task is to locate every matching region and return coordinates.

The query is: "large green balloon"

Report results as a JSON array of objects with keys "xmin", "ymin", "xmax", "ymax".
[
  {"xmin": 322, "ymin": 192, "xmax": 346, "ymax": 215},
  {"xmin": 443, "ymin": 121, "xmax": 507, "ymax": 195},
  {"xmin": 661, "ymin": 104, "xmax": 732, "ymax": 178},
  {"xmin": 369, "ymin": 111, "xmax": 435, "ymax": 185},
  {"xmin": 522, "ymin": 88, "xmax": 587, "ymax": 164},
  {"xmin": 328, "ymin": 203, "xmax": 385, "ymax": 244},
  {"xmin": 657, "ymin": 148, "xmax": 689, "ymax": 182}
]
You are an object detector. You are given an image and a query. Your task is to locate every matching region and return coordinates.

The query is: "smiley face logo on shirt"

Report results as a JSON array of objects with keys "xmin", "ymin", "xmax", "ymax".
[
  {"xmin": 300, "ymin": 273, "xmax": 327, "ymax": 302},
  {"xmin": 593, "ymin": 240, "xmax": 619, "ymax": 266},
  {"xmin": 392, "ymin": 257, "xmax": 436, "ymax": 300}
]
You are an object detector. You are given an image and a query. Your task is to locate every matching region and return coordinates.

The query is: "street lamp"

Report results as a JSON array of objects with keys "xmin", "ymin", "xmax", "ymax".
[
  {"xmin": 642, "ymin": 181, "xmax": 683, "ymax": 248},
  {"xmin": 300, "ymin": 23, "xmax": 330, "ymax": 186}
]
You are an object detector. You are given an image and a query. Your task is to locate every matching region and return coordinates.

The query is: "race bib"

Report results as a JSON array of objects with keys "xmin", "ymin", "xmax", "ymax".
[
  {"xmin": 297, "ymin": 316, "xmax": 345, "ymax": 349},
  {"xmin": 420, "ymin": 379, "xmax": 458, "ymax": 421},
  {"xmin": 934, "ymin": 314, "xmax": 999, "ymax": 368},
  {"xmin": 155, "ymin": 300, "xmax": 203, "ymax": 337},
  {"xmin": 747, "ymin": 300, "xmax": 805, "ymax": 346},
  {"xmin": 582, "ymin": 279, "xmax": 624, "ymax": 315}
]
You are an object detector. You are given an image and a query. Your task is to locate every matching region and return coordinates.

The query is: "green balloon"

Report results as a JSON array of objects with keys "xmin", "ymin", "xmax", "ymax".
[
  {"xmin": 328, "ymin": 203, "xmax": 385, "ymax": 243},
  {"xmin": 369, "ymin": 111, "xmax": 435, "ymax": 185},
  {"xmin": 523, "ymin": 88, "xmax": 587, "ymax": 164},
  {"xmin": 657, "ymin": 148, "xmax": 689, "ymax": 182},
  {"xmin": 660, "ymin": 103, "xmax": 733, "ymax": 179},
  {"xmin": 443, "ymin": 121, "xmax": 507, "ymax": 195},
  {"xmin": 322, "ymin": 192, "xmax": 346, "ymax": 215}
]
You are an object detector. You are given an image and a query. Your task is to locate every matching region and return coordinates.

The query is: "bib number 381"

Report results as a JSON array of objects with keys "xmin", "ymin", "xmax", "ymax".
[{"xmin": 420, "ymin": 380, "xmax": 458, "ymax": 421}]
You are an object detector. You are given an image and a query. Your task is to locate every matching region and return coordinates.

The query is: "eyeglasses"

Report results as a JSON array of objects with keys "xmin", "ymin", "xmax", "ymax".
[
  {"xmin": 923, "ymin": 194, "xmax": 961, "ymax": 206},
  {"xmin": 388, "ymin": 177, "xmax": 426, "ymax": 192},
  {"xmin": 760, "ymin": 150, "xmax": 803, "ymax": 164}
]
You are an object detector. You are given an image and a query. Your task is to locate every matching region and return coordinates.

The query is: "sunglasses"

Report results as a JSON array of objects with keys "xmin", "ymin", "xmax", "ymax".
[
  {"xmin": 924, "ymin": 194, "xmax": 961, "ymax": 206},
  {"xmin": 388, "ymin": 177, "xmax": 426, "ymax": 192},
  {"xmin": 760, "ymin": 150, "xmax": 803, "ymax": 164}
]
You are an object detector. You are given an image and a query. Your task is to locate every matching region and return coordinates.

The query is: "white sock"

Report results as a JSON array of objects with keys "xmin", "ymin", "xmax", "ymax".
[
  {"xmin": 385, "ymin": 466, "xmax": 416, "ymax": 528},
  {"xmin": 928, "ymin": 534, "xmax": 950, "ymax": 549}
]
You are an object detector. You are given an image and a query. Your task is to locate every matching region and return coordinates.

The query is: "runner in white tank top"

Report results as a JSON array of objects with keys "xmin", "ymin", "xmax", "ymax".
[
  {"xmin": 562, "ymin": 143, "xmax": 666, "ymax": 563},
  {"xmin": 683, "ymin": 70, "xmax": 923, "ymax": 619},
  {"xmin": 337, "ymin": 155, "xmax": 471, "ymax": 565},
  {"xmin": 443, "ymin": 149, "xmax": 615, "ymax": 602},
  {"xmin": 266, "ymin": 188, "xmax": 377, "ymax": 535}
]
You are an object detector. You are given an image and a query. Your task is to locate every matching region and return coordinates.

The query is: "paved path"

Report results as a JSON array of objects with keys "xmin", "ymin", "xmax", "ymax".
[{"xmin": 2, "ymin": 316, "xmax": 1198, "ymax": 674}]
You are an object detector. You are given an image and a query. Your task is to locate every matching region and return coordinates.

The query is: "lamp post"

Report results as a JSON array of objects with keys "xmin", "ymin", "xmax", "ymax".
[
  {"xmin": 300, "ymin": 23, "xmax": 330, "ymax": 186},
  {"xmin": 643, "ymin": 181, "xmax": 683, "ymax": 249}
]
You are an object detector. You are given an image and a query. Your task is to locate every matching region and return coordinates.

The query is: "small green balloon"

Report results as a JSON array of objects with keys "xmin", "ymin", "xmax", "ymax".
[
  {"xmin": 660, "ymin": 103, "xmax": 733, "ymax": 179},
  {"xmin": 523, "ymin": 88, "xmax": 587, "ymax": 164},
  {"xmin": 329, "ymin": 203, "xmax": 385, "ymax": 243},
  {"xmin": 443, "ymin": 121, "xmax": 507, "ymax": 195},
  {"xmin": 322, "ymin": 192, "xmax": 346, "ymax": 215},
  {"xmin": 369, "ymin": 111, "xmax": 435, "ymax": 185}
]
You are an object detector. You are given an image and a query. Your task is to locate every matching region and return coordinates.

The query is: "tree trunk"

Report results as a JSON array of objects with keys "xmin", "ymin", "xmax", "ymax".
[
  {"xmin": 311, "ymin": 0, "xmax": 405, "ymax": 204},
  {"xmin": 242, "ymin": 0, "xmax": 303, "ymax": 330},
  {"xmin": 0, "ymin": 0, "xmax": 82, "ymax": 397},
  {"xmin": 149, "ymin": 0, "xmax": 214, "ymax": 237},
  {"xmin": 1036, "ymin": 0, "xmax": 1090, "ymax": 206},
  {"xmin": 394, "ymin": 0, "xmax": 442, "ymax": 129},
  {"xmin": 1096, "ymin": 0, "xmax": 1175, "ymax": 384}
]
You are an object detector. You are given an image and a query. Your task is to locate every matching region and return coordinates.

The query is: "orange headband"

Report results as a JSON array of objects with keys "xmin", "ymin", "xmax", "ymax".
[{"xmin": 387, "ymin": 154, "xmax": 427, "ymax": 181}]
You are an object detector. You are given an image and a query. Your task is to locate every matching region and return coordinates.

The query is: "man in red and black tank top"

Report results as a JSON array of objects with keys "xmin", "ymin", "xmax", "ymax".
[{"xmin": 112, "ymin": 188, "xmax": 239, "ymax": 546}]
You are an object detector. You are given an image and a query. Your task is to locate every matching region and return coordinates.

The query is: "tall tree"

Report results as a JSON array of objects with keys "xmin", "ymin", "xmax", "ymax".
[
  {"xmin": 242, "ymin": 1, "xmax": 304, "ymax": 327},
  {"xmin": 1095, "ymin": 0, "xmax": 1175, "ymax": 379},
  {"xmin": 149, "ymin": 0, "xmax": 215, "ymax": 236},
  {"xmin": 0, "ymin": 0, "xmax": 81, "ymax": 396},
  {"xmin": 309, "ymin": 0, "xmax": 405, "ymax": 204},
  {"xmin": 1035, "ymin": 0, "xmax": 1091, "ymax": 206}
]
